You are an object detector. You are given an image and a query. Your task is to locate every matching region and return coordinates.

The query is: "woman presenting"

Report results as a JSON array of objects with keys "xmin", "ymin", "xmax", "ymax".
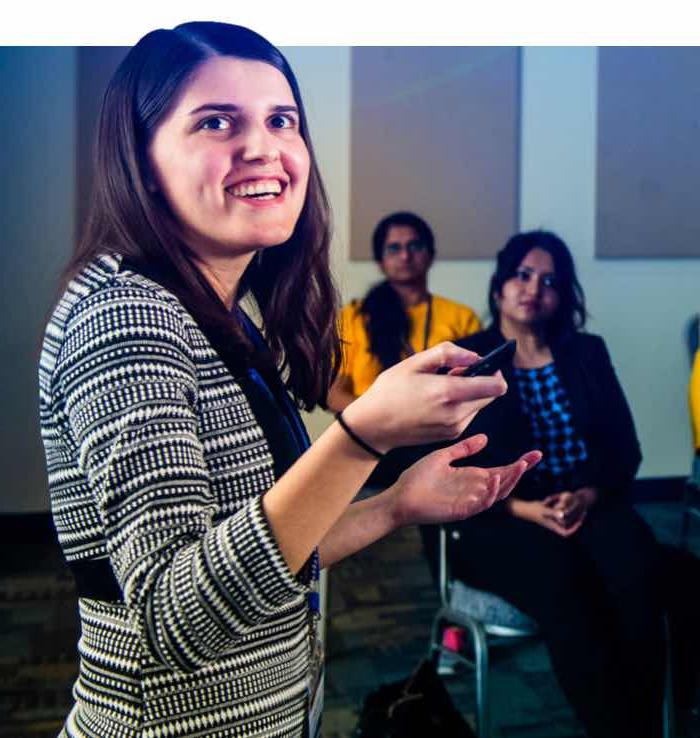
[{"xmin": 38, "ymin": 22, "xmax": 539, "ymax": 738}]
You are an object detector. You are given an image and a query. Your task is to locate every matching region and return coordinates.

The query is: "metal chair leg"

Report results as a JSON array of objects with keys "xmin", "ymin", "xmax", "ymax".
[
  {"xmin": 461, "ymin": 616, "xmax": 490, "ymax": 738},
  {"xmin": 663, "ymin": 614, "xmax": 676, "ymax": 738}
]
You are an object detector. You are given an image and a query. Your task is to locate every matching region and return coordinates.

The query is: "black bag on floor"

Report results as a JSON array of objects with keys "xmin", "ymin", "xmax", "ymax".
[{"xmin": 352, "ymin": 658, "xmax": 477, "ymax": 738}]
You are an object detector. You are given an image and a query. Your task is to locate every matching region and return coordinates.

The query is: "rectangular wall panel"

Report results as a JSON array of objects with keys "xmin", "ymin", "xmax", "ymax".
[
  {"xmin": 351, "ymin": 47, "xmax": 520, "ymax": 260},
  {"xmin": 597, "ymin": 47, "xmax": 700, "ymax": 258}
]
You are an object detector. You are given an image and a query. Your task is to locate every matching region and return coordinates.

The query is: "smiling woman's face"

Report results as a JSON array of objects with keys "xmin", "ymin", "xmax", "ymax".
[{"xmin": 148, "ymin": 55, "xmax": 310, "ymax": 263}]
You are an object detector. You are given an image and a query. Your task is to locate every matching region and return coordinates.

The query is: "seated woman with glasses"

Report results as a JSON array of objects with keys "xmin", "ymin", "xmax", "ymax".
[
  {"xmin": 327, "ymin": 211, "xmax": 481, "ymax": 413},
  {"xmin": 413, "ymin": 229, "xmax": 699, "ymax": 738}
]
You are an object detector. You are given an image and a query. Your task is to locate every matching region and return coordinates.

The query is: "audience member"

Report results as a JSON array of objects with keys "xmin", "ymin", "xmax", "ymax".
[
  {"xmin": 327, "ymin": 211, "xmax": 481, "ymax": 411},
  {"xmin": 416, "ymin": 230, "xmax": 699, "ymax": 738}
]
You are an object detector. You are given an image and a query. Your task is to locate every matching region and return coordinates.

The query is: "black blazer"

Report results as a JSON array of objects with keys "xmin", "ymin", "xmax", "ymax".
[{"xmin": 375, "ymin": 325, "xmax": 642, "ymax": 503}]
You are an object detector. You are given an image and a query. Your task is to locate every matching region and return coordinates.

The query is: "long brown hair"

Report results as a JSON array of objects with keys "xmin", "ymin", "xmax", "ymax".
[{"xmin": 61, "ymin": 21, "xmax": 340, "ymax": 410}]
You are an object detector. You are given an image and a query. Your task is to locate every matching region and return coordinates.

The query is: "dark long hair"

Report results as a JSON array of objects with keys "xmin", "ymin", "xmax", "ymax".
[
  {"xmin": 361, "ymin": 212, "xmax": 435, "ymax": 369},
  {"xmin": 488, "ymin": 230, "xmax": 587, "ymax": 344},
  {"xmin": 59, "ymin": 21, "xmax": 340, "ymax": 411}
]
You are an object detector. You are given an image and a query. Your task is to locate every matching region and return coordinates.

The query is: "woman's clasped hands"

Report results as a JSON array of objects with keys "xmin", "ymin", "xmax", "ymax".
[{"xmin": 507, "ymin": 487, "xmax": 599, "ymax": 537}]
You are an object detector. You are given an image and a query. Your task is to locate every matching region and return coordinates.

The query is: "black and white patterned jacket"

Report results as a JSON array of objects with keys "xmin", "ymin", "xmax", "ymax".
[{"xmin": 39, "ymin": 254, "xmax": 312, "ymax": 738}]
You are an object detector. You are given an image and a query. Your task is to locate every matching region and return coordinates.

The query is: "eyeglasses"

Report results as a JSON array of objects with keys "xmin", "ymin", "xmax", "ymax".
[
  {"xmin": 383, "ymin": 240, "xmax": 429, "ymax": 257},
  {"xmin": 514, "ymin": 268, "xmax": 558, "ymax": 290}
]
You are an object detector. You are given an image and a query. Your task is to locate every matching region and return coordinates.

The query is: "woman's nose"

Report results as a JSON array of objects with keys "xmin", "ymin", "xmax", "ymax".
[
  {"xmin": 525, "ymin": 276, "xmax": 542, "ymax": 296},
  {"xmin": 238, "ymin": 124, "xmax": 280, "ymax": 164}
]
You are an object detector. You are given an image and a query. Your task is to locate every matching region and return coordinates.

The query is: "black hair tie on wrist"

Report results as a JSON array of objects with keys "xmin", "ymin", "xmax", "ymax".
[{"xmin": 335, "ymin": 411, "xmax": 385, "ymax": 460}]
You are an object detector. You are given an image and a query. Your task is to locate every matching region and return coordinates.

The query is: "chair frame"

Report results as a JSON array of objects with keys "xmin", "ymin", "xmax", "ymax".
[
  {"xmin": 427, "ymin": 526, "xmax": 537, "ymax": 738},
  {"xmin": 427, "ymin": 525, "xmax": 676, "ymax": 738}
]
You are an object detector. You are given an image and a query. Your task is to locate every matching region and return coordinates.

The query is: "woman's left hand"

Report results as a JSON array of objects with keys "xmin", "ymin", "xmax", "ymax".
[
  {"xmin": 388, "ymin": 434, "xmax": 542, "ymax": 528},
  {"xmin": 542, "ymin": 486, "xmax": 599, "ymax": 530}
]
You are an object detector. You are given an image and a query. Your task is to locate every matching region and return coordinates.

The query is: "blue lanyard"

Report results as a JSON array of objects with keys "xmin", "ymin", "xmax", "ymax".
[{"xmin": 238, "ymin": 310, "xmax": 320, "ymax": 612}]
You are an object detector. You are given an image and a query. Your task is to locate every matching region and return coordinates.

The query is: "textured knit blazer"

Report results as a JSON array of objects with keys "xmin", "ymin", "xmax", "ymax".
[{"xmin": 39, "ymin": 254, "xmax": 313, "ymax": 738}]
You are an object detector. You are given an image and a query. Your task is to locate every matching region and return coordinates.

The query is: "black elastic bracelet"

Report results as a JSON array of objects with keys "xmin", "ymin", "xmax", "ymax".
[{"xmin": 335, "ymin": 411, "xmax": 385, "ymax": 460}]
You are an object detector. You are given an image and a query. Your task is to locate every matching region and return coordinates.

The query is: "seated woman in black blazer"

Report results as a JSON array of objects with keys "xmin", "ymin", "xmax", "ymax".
[{"xmin": 416, "ymin": 230, "xmax": 699, "ymax": 738}]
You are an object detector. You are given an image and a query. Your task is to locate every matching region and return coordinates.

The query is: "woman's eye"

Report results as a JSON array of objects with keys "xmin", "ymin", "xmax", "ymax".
[
  {"xmin": 516, "ymin": 270, "xmax": 531, "ymax": 282},
  {"xmin": 269, "ymin": 114, "xmax": 295, "ymax": 130},
  {"xmin": 200, "ymin": 116, "xmax": 232, "ymax": 131}
]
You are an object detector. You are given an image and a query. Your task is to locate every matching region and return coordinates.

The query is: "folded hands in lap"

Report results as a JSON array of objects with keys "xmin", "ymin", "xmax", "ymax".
[{"xmin": 508, "ymin": 487, "xmax": 599, "ymax": 537}]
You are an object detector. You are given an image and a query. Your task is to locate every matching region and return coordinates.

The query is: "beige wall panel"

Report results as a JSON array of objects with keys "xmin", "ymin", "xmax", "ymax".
[
  {"xmin": 350, "ymin": 47, "xmax": 520, "ymax": 260},
  {"xmin": 597, "ymin": 47, "xmax": 700, "ymax": 258}
]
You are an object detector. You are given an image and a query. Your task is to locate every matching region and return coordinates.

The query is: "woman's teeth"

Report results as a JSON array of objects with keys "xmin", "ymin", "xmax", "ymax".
[{"xmin": 230, "ymin": 180, "xmax": 283, "ymax": 198}]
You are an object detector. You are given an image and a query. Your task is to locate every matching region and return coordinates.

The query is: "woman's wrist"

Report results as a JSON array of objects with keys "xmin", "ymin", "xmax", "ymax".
[
  {"xmin": 382, "ymin": 482, "xmax": 406, "ymax": 531},
  {"xmin": 505, "ymin": 496, "xmax": 529, "ymax": 519},
  {"xmin": 335, "ymin": 411, "xmax": 384, "ymax": 460},
  {"xmin": 340, "ymin": 397, "xmax": 393, "ymax": 455}
]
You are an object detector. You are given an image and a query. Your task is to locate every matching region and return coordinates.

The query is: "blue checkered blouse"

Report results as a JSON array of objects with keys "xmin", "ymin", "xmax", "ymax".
[{"xmin": 513, "ymin": 363, "xmax": 588, "ymax": 479}]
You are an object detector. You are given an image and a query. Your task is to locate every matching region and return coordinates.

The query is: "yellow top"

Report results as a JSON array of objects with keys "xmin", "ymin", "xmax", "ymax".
[
  {"xmin": 338, "ymin": 294, "xmax": 482, "ymax": 397},
  {"xmin": 690, "ymin": 349, "xmax": 700, "ymax": 450}
]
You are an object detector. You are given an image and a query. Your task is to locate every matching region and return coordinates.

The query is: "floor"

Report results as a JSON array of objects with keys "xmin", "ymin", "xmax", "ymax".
[
  {"xmin": 0, "ymin": 502, "xmax": 697, "ymax": 737},
  {"xmin": 323, "ymin": 501, "xmax": 700, "ymax": 738}
]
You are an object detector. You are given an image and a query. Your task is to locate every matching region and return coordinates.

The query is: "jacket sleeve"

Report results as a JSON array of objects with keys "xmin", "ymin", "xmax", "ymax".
[
  {"xmin": 55, "ymin": 284, "xmax": 309, "ymax": 672},
  {"xmin": 573, "ymin": 335, "xmax": 642, "ymax": 495}
]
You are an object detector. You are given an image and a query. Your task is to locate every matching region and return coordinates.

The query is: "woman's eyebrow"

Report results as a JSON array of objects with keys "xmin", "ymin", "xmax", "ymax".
[
  {"xmin": 189, "ymin": 103, "xmax": 241, "ymax": 115},
  {"xmin": 188, "ymin": 103, "xmax": 299, "ymax": 115}
]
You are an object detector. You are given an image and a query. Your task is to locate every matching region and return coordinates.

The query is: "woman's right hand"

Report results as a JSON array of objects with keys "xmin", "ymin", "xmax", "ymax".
[
  {"xmin": 506, "ymin": 498, "xmax": 586, "ymax": 537},
  {"xmin": 341, "ymin": 342, "xmax": 507, "ymax": 453}
]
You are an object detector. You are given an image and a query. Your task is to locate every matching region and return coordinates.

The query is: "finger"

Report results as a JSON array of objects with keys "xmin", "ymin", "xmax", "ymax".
[
  {"xmin": 558, "ymin": 494, "xmax": 577, "ymax": 513},
  {"xmin": 542, "ymin": 509, "xmax": 564, "ymax": 525},
  {"xmin": 492, "ymin": 450, "xmax": 538, "ymax": 492},
  {"xmin": 447, "ymin": 374, "xmax": 508, "ymax": 403},
  {"xmin": 408, "ymin": 342, "xmax": 481, "ymax": 373},
  {"xmin": 560, "ymin": 515, "xmax": 586, "ymax": 537},
  {"xmin": 495, "ymin": 458, "xmax": 526, "ymax": 493},
  {"xmin": 496, "ymin": 461, "xmax": 526, "ymax": 499},
  {"xmin": 442, "ymin": 434, "xmax": 489, "ymax": 462},
  {"xmin": 540, "ymin": 517, "xmax": 569, "ymax": 536},
  {"xmin": 521, "ymin": 450, "xmax": 543, "ymax": 470},
  {"xmin": 488, "ymin": 473, "xmax": 501, "ymax": 505}
]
